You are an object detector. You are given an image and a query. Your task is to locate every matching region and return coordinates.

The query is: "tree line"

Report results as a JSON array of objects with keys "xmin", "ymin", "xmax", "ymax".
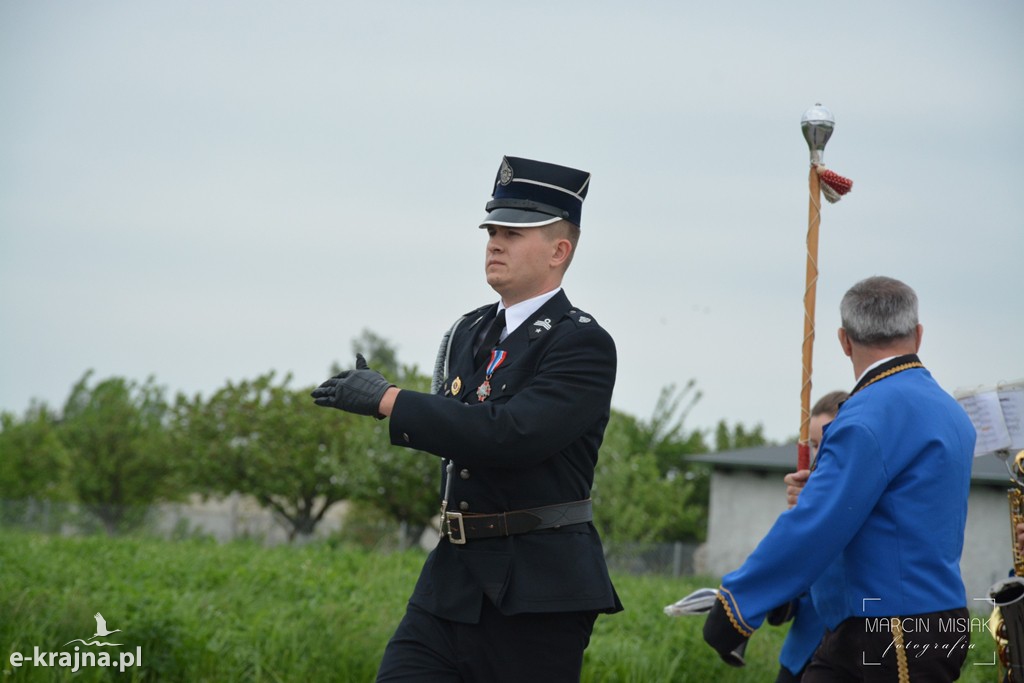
[{"xmin": 0, "ymin": 331, "xmax": 768, "ymax": 543}]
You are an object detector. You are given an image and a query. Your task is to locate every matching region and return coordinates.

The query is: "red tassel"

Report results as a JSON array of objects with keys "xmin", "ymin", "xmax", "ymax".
[{"xmin": 816, "ymin": 167, "xmax": 854, "ymax": 204}]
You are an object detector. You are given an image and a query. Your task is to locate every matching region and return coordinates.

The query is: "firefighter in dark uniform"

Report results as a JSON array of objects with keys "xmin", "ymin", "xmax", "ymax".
[{"xmin": 313, "ymin": 156, "xmax": 622, "ymax": 682}]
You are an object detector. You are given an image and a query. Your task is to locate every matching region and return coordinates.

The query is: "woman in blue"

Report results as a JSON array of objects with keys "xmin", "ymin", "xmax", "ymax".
[{"xmin": 704, "ymin": 276, "xmax": 976, "ymax": 682}]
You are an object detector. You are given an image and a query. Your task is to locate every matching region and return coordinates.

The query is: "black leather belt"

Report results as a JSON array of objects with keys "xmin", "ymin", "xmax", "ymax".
[{"xmin": 442, "ymin": 499, "xmax": 592, "ymax": 544}]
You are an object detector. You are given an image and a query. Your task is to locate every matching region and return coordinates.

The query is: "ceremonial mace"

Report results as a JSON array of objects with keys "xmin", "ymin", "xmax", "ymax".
[{"xmin": 798, "ymin": 104, "xmax": 853, "ymax": 471}]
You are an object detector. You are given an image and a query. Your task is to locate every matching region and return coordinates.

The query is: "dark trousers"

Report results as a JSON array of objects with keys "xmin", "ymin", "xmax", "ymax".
[
  {"xmin": 376, "ymin": 599, "xmax": 598, "ymax": 683},
  {"xmin": 802, "ymin": 608, "xmax": 970, "ymax": 682},
  {"xmin": 776, "ymin": 665, "xmax": 803, "ymax": 682}
]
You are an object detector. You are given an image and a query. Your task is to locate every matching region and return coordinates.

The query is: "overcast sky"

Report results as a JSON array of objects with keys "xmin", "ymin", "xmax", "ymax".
[{"xmin": 2, "ymin": 1, "xmax": 1021, "ymax": 446}]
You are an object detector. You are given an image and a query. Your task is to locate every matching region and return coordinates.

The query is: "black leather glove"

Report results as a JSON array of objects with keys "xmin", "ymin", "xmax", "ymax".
[
  {"xmin": 767, "ymin": 599, "xmax": 797, "ymax": 626},
  {"xmin": 311, "ymin": 354, "xmax": 394, "ymax": 418},
  {"xmin": 703, "ymin": 597, "xmax": 750, "ymax": 667}
]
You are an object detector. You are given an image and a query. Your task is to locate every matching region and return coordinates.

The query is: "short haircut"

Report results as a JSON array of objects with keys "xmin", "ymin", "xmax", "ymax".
[
  {"xmin": 812, "ymin": 390, "xmax": 850, "ymax": 418},
  {"xmin": 542, "ymin": 220, "xmax": 581, "ymax": 269},
  {"xmin": 839, "ymin": 276, "xmax": 919, "ymax": 347}
]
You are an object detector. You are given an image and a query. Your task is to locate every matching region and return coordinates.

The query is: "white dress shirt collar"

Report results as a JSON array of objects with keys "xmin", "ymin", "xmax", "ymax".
[
  {"xmin": 496, "ymin": 287, "xmax": 562, "ymax": 341},
  {"xmin": 855, "ymin": 355, "xmax": 899, "ymax": 385}
]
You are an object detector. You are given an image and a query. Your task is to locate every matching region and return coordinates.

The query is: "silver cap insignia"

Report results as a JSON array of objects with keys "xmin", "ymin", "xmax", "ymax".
[{"xmin": 499, "ymin": 158, "xmax": 514, "ymax": 186}]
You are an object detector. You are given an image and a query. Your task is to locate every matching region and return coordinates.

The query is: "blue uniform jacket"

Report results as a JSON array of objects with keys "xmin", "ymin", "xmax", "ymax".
[
  {"xmin": 719, "ymin": 359, "xmax": 975, "ymax": 635},
  {"xmin": 778, "ymin": 592, "xmax": 826, "ymax": 676},
  {"xmin": 387, "ymin": 290, "xmax": 622, "ymax": 622}
]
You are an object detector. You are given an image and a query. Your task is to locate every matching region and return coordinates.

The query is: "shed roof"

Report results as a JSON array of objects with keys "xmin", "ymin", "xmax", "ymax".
[{"xmin": 690, "ymin": 444, "xmax": 1012, "ymax": 487}]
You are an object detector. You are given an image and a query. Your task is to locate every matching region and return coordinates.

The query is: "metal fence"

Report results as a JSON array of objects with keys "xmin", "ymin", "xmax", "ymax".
[
  {"xmin": 603, "ymin": 540, "xmax": 700, "ymax": 578},
  {"xmin": 0, "ymin": 498, "xmax": 701, "ymax": 577}
]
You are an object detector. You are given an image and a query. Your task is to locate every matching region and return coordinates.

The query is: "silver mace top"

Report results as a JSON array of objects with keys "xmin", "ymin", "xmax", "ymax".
[{"xmin": 801, "ymin": 103, "xmax": 835, "ymax": 165}]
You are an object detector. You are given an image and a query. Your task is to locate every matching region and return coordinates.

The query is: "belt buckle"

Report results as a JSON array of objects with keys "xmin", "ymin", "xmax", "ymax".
[{"xmin": 443, "ymin": 512, "xmax": 466, "ymax": 545}]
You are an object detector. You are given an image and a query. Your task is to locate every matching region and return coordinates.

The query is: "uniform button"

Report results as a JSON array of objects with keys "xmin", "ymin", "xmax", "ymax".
[
  {"xmin": 460, "ymin": 469, "xmax": 470, "ymax": 480},
  {"xmin": 402, "ymin": 433, "xmax": 410, "ymax": 443},
  {"xmin": 459, "ymin": 501, "xmax": 470, "ymax": 511}
]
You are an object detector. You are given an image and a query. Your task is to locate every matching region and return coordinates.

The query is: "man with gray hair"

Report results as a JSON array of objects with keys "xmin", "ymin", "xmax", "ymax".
[
  {"xmin": 839, "ymin": 275, "xmax": 923, "ymax": 349},
  {"xmin": 703, "ymin": 276, "xmax": 976, "ymax": 682}
]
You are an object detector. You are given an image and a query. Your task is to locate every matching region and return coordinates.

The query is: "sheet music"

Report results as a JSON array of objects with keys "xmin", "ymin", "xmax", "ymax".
[
  {"xmin": 956, "ymin": 388, "xmax": 1011, "ymax": 456},
  {"xmin": 999, "ymin": 380, "xmax": 1024, "ymax": 451}
]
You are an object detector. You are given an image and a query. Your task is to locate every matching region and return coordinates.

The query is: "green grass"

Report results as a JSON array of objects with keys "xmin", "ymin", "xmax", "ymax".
[{"xmin": 0, "ymin": 530, "xmax": 1001, "ymax": 681}]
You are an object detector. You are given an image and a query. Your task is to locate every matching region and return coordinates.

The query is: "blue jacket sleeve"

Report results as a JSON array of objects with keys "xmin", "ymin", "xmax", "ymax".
[{"xmin": 718, "ymin": 418, "xmax": 889, "ymax": 633}]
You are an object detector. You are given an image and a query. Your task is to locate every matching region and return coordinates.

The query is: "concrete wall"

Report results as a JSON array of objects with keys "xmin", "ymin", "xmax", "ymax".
[
  {"xmin": 152, "ymin": 493, "xmax": 350, "ymax": 544},
  {"xmin": 963, "ymin": 486, "xmax": 1013, "ymax": 604},
  {"xmin": 702, "ymin": 469, "xmax": 1014, "ymax": 611},
  {"xmin": 702, "ymin": 469, "xmax": 791, "ymax": 574}
]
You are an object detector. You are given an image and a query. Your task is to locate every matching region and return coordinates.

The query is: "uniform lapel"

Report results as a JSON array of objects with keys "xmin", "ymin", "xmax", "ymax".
[
  {"xmin": 455, "ymin": 306, "xmax": 493, "ymax": 368},
  {"xmin": 447, "ymin": 305, "xmax": 494, "ymax": 401},
  {"xmin": 446, "ymin": 292, "xmax": 573, "ymax": 402},
  {"xmin": 498, "ymin": 290, "xmax": 572, "ymax": 364}
]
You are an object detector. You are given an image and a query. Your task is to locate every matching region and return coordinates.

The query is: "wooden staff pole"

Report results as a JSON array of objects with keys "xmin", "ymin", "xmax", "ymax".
[
  {"xmin": 798, "ymin": 167, "xmax": 822, "ymax": 471},
  {"xmin": 798, "ymin": 103, "xmax": 835, "ymax": 471}
]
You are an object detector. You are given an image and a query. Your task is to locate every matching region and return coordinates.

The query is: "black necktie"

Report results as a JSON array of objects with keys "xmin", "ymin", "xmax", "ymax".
[{"xmin": 474, "ymin": 309, "xmax": 506, "ymax": 368}]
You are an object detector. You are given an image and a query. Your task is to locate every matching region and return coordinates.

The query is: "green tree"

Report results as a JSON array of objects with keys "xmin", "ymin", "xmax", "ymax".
[
  {"xmin": 594, "ymin": 383, "xmax": 711, "ymax": 542},
  {"xmin": 60, "ymin": 371, "xmax": 177, "ymax": 534},
  {"xmin": 634, "ymin": 381, "xmax": 706, "ymax": 474},
  {"xmin": 713, "ymin": 419, "xmax": 770, "ymax": 451},
  {"xmin": 594, "ymin": 414, "xmax": 702, "ymax": 542},
  {"xmin": 173, "ymin": 371, "xmax": 358, "ymax": 541},
  {"xmin": 342, "ymin": 330, "xmax": 440, "ymax": 547},
  {"xmin": 0, "ymin": 403, "xmax": 70, "ymax": 524},
  {"xmin": 0, "ymin": 403, "xmax": 68, "ymax": 499},
  {"xmin": 173, "ymin": 331, "xmax": 441, "ymax": 545}
]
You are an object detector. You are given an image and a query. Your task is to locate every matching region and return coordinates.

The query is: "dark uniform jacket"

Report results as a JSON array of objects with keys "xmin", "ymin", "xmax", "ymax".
[{"xmin": 387, "ymin": 289, "xmax": 622, "ymax": 623}]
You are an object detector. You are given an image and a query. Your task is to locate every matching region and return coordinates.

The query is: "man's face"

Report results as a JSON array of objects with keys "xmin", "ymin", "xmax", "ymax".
[{"xmin": 484, "ymin": 225, "xmax": 559, "ymax": 305}]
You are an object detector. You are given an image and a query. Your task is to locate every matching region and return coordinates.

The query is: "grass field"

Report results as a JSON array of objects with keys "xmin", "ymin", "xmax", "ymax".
[{"xmin": 0, "ymin": 530, "xmax": 1001, "ymax": 681}]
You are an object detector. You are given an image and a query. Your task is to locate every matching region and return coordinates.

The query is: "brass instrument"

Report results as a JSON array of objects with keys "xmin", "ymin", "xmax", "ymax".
[
  {"xmin": 993, "ymin": 578, "xmax": 1024, "ymax": 681},
  {"xmin": 991, "ymin": 450, "xmax": 1024, "ymax": 680}
]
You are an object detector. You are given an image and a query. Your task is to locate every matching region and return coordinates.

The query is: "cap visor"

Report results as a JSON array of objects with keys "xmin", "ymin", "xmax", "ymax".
[{"xmin": 479, "ymin": 207, "xmax": 562, "ymax": 228}]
